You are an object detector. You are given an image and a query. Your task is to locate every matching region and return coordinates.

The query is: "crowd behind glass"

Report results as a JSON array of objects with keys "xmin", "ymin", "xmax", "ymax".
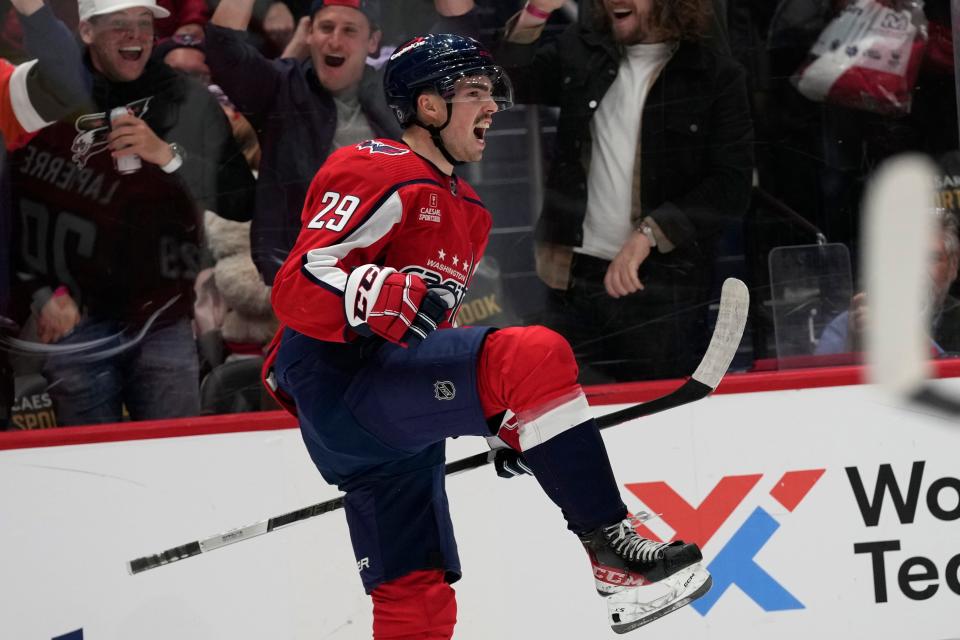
[{"xmin": 1, "ymin": 0, "xmax": 957, "ymax": 429}]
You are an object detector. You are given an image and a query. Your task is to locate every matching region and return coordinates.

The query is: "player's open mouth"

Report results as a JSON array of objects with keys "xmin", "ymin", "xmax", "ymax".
[
  {"xmin": 325, "ymin": 55, "xmax": 346, "ymax": 67},
  {"xmin": 611, "ymin": 7, "xmax": 633, "ymax": 20},
  {"xmin": 118, "ymin": 46, "xmax": 143, "ymax": 61},
  {"xmin": 473, "ymin": 122, "xmax": 490, "ymax": 141}
]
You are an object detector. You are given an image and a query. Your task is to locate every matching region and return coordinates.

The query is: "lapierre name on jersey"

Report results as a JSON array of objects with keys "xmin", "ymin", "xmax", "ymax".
[{"xmin": 272, "ymin": 139, "xmax": 493, "ymax": 343}]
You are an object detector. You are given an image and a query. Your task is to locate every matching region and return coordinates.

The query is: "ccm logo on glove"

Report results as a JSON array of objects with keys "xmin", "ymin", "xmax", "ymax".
[{"xmin": 345, "ymin": 264, "xmax": 448, "ymax": 347}]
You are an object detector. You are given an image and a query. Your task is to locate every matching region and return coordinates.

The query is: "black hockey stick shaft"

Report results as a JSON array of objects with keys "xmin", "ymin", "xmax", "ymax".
[
  {"xmin": 128, "ymin": 499, "xmax": 347, "ymax": 574},
  {"xmin": 127, "ymin": 380, "xmax": 708, "ymax": 575},
  {"xmin": 128, "ymin": 278, "xmax": 747, "ymax": 575},
  {"xmin": 443, "ymin": 379, "xmax": 712, "ymax": 475}
]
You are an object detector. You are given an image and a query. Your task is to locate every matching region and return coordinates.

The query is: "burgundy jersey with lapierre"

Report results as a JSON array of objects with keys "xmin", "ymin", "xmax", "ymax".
[{"xmin": 272, "ymin": 139, "xmax": 492, "ymax": 343}]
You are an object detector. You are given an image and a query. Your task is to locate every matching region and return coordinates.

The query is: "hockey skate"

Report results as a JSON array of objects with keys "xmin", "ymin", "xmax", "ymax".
[{"xmin": 580, "ymin": 515, "xmax": 712, "ymax": 634}]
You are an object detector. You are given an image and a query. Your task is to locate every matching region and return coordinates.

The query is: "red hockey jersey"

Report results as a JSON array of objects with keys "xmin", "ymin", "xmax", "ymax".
[
  {"xmin": 272, "ymin": 139, "xmax": 493, "ymax": 343},
  {"xmin": 1, "ymin": 58, "xmax": 45, "ymax": 149}
]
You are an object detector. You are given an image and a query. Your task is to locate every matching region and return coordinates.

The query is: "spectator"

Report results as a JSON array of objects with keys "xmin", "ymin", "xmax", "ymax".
[
  {"xmin": 1, "ymin": 0, "xmax": 89, "ymax": 306},
  {"xmin": 816, "ymin": 209, "xmax": 960, "ymax": 356},
  {"xmin": 153, "ymin": 31, "xmax": 209, "ymax": 83},
  {"xmin": 206, "ymin": 0, "xmax": 400, "ymax": 282},
  {"xmin": 208, "ymin": 84, "xmax": 261, "ymax": 171},
  {"xmin": 9, "ymin": 0, "xmax": 255, "ymax": 426},
  {"xmin": 1, "ymin": 0, "xmax": 87, "ymax": 428},
  {"xmin": 277, "ymin": 11, "xmax": 310, "ymax": 60},
  {"xmin": 260, "ymin": 0, "xmax": 296, "ymax": 52},
  {"xmin": 154, "ymin": 0, "xmax": 206, "ymax": 40},
  {"xmin": 151, "ymin": 38, "xmax": 262, "ymax": 172},
  {"xmin": 493, "ymin": 0, "xmax": 754, "ymax": 382},
  {"xmin": 195, "ymin": 209, "xmax": 278, "ymax": 360},
  {"xmin": 0, "ymin": 0, "xmax": 208, "ymax": 60}
]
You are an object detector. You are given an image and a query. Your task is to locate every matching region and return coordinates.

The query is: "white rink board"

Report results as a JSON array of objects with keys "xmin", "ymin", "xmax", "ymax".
[{"xmin": 2, "ymin": 381, "xmax": 960, "ymax": 640}]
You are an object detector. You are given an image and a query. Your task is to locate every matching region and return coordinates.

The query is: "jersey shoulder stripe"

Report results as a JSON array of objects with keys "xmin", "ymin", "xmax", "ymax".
[
  {"xmin": 298, "ymin": 191, "xmax": 403, "ymax": 296},
  {"xmin": 298, "ymin": 178, "xmax": 442, "ymax": 296},
  {"xmin": 7, "ymin": 60, "xmax": 48, "ymax": 133},
  {"xmin": 300, "ymin": 253, "xmax": 346, "ymax": 295},
  {"xmin": 339, "ymin": 178, "xmax": 445, "ymax": 245}
]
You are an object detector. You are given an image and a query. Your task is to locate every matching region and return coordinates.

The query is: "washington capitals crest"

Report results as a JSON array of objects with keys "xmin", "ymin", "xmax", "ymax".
[{"xmin": 357, "ymin": 140, "xmax": 409, "ymax": 156}]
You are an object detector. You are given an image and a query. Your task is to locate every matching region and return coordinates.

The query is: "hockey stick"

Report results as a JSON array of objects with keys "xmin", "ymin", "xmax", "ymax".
[
  {"xmin": 863, "ymin": 154, "xmax": 960, "ymax": 415},
  {"xmin": 127, "ymin": 278, "xmax": 748, "ymax": 575}
]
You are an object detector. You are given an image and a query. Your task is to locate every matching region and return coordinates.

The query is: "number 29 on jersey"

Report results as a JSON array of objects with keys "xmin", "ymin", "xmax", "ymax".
[{"xmin": 308, "ymin": 191, "xmax": 361, "ymax": 233}]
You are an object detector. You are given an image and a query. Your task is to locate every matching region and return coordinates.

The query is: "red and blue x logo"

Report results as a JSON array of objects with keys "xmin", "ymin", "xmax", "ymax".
[{"xmin": 626, "ymin": 469, "xmax": 826, "ymax": 614}]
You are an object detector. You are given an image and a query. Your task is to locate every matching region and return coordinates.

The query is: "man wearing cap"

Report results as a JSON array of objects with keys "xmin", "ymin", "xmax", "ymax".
[
  {"xmin": 207, "ymin": 0, "xmax": 401, "ymax": 283},
  {"xmin": 8, "ymin": 0, "xmax": 254, "ymax": 425}
]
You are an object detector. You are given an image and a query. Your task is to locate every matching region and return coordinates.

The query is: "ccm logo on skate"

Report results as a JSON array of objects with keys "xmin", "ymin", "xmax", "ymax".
[
  {"xmin": 593, "ymin": 563, "xmax": 651, "ymax": 588},
  {"xmin": 626, "ymin": 468, "xmax": 826, "ymax": 615}
]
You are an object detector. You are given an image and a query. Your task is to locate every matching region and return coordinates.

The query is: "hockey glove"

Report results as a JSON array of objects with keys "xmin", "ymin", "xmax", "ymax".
[
  {"xmin": 345, "ymin": 264, "xmax": 447, "ymax": 347},
  {"xmin": 486, "ymin": 427, "xmax": 532, "ymax": 479},
  {"xmin": 493, "ymin": 448, "xmax": 533, "ymax": 478}
]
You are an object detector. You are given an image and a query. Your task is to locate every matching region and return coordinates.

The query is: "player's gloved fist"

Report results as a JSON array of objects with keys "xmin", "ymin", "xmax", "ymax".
[
  {"xmin": 493, "ymin": 448, "xmax": 533, "ymax": 478},
  {"xmin": 345, "ymin": 264, "xmax": 447, "ymax": 347}
]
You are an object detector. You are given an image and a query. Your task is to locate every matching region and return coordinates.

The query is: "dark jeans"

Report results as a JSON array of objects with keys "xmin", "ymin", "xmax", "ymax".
[
  {"xmin": 43, "ymin": 317, "xmax": 200, "ymax": 426},
  {"xmin": 543, "ymin": 254, "xmax": 709, "ymax": 383}
]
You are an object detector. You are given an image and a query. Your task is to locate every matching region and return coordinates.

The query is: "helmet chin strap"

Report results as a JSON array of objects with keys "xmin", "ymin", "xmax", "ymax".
[{"xmin": 413, "ymin": 101, "xmax": 465, "ymax": 168}]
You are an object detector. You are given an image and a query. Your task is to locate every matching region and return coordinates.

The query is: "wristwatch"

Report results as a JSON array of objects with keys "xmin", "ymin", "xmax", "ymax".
[
  {"xmin": 639, "ymin": 223, "xmax": 658, "ymax": 248},
  {"xmin": 161, "ymin": 142, "xmax": 186, "ymax": 174}
]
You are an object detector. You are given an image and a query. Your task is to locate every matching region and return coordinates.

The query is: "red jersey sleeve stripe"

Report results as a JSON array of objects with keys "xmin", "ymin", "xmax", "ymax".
[
  {"xmin": 9, "ymin": 60, "xmax": 50, "ymax": 133},
  {"xmin": 297, "ymin": 178, "xmax": 448, "ymax": 295},
  {"xmin": 299, "ymin": 189, "xmax": 405, "ymax": 293}
]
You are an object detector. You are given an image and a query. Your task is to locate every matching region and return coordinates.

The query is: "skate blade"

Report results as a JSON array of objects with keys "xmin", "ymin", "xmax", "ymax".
[{"xmin": 606, "ymin": 564, "xmax": 712, "ymax": 634}]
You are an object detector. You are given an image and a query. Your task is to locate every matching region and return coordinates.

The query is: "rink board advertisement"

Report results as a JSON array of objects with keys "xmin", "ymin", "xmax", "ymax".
[{"xmin": 1, "ymin": 373, "xmax": 959, "ymax": 640}]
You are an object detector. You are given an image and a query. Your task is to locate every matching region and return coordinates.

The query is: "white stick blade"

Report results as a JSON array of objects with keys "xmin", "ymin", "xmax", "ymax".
[
  {"xmin": 863, "ymin": 154, "xmax": 938, "ymax": 395},
  {"xmin": 692, "ymin": 278, "xmax": 749, "ymax": 389}
]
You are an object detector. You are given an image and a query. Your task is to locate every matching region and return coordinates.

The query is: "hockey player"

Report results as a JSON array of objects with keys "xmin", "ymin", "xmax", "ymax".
[{"xmin": 265, "ymin": 33, "xmax": 711, "ymax": 638}]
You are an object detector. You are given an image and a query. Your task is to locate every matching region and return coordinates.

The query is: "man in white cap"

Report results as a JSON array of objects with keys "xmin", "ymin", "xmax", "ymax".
[
  {"xmin": 75, "ymin": 0, "xmax": 187, "ymax": 180},
  {"xmin": 8, "ymin": 0, "xmax": 254, "ymax": 426}
]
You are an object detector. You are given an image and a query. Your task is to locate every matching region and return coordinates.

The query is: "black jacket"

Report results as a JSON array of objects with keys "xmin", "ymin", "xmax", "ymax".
[
  {"xmin": 498, "ymin": 22, "xmax": 754, "ymax": 285},
  {"xmin": 205, "ymin": 24, "xmax": 402, "ymax": 283},
  {"xmin": 85, "ymin": 57, "xmax": 255, "ymax": 222}
]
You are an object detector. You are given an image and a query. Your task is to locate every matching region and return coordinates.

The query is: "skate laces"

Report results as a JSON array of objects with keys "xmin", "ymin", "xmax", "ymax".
[{"xmin": 603, "ymin": 519, "xmax": 669, "ymax": 563}]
